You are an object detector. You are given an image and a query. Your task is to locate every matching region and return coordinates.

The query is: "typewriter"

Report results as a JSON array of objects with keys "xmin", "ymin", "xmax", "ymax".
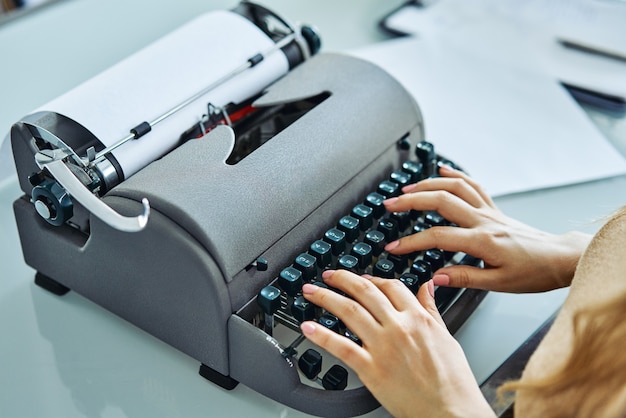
[{"xmin": 9, "ymin": 2, "xmax": 486, "ymax": 417}]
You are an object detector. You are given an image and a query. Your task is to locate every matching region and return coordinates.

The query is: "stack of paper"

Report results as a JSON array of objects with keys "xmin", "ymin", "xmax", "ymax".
[
  {"xmin": 350, "ymin": 34, "xmax": 626, "ymax": 196},
  {"xmin": 382, "ymin": 0, "xmax": 626, "ymax": 100}
]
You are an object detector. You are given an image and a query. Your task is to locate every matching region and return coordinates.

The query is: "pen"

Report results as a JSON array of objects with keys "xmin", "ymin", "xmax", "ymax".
[
  {"xmin": 558, "ymin": 39, "xmax": 626, "ymax": 64},
  {"xmin": 562, "ymin": 82, "xmax": 626, "ymax": 115}
]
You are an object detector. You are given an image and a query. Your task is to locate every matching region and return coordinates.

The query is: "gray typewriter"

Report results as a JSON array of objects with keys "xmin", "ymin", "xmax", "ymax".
[{"xmin": 9, "ymin": 2, "xmax": 486, "ymax": 416}]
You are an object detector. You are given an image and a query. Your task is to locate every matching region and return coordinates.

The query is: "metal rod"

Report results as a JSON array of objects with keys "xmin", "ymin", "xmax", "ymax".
[{"xmin": 93, "ymin": 32, "xmax": 298, "ymax": 162}]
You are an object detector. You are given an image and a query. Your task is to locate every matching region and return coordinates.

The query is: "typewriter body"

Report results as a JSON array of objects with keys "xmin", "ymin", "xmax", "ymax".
[{"xmin": 10, "ymin": 3, "xmax": 486, "ymax": 417}]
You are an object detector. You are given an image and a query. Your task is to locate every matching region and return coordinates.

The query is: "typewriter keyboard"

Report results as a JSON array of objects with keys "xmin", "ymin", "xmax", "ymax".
[{"xmin": 254, "ymin": 140, "xmax": 482, "ymax": 391}]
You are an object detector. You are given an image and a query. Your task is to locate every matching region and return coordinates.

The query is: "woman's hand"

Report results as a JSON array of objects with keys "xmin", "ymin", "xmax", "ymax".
[
  {"xmin": 383, "ymin": 165, "xmax": 591, "ymax": 293},
  {"xmin": 301, "ymin": 270, "xmax": 494, "ymax": 418}
]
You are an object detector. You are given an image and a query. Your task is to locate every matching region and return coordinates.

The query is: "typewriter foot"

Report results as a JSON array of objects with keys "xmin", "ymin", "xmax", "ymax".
[
  {"xmin": 34, "ymin": 272, "xmax": 70, "ymax": 296},
  {"xmin": 199, "ymin": 364, "xmax": 239, "ymax": 390}
]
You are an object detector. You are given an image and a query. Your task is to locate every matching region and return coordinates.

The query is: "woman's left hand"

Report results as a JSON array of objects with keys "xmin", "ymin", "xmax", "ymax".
[{"xmin": 300, "ymin": 270, "xmax": 494, "ymax": 418}]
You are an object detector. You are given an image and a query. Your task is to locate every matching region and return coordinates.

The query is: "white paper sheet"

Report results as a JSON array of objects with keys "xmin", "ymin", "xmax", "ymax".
[
  {"xmin": 483, "ymin": 0, "xmax": 626, "ymax": 61},
  {"xmin": 383, "ymin": 0, "xmax": 626, "ymax": 99},
  {"xmin": 350, "ymin": 37, "xmax": 626, "ymax": 197},
  {"xmin": 37, "ymin": 10, "xmax": 289, "ymax": 179}
]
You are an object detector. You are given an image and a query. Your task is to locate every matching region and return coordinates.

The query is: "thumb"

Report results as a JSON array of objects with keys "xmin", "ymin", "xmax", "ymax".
[
  {"xmin": 433, "ymin": 265, "xmax": 491, "ymax": 290},
  {"xmin": 417, "ymin": 279, "xmax": 446, "ymax": 329}
]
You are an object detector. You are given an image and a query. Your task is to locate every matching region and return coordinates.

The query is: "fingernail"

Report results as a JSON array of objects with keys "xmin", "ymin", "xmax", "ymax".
[
  {"xmin": 439, "ymin": 164, "xmax": 454, "ymax": 174},
  {"xmin": 301, "ymin": 322, "xmax": 317, "ymax": 336},
  {"xmin": 302, "ymin": 283, "xmax": 318, "ymax": 295},
  {"xmin": 385, "ymin": 240, "xmax": 400, "ymax": 252},
  {"xmin": 427, "ymin": 279, "xmax": 435, "ymax": 298},
  {"xmin": 321, "ymin": 270, "xmax": 335, "ymax": 280},
  {"xmin": 383, "ymin": 197, "xmax": 399, "ymax": 206},
  {"xmin": 402, "ymin": 184, "xmax": 417, "ymax": 193},
  {"xmin": 433, "ymin": 274, "xmax": 450, "ymax": 286}
]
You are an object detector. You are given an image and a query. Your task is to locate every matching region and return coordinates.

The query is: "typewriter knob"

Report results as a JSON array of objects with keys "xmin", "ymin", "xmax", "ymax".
[
  {"xmin": 397, "ymin": 135, "xmax": 412, "ymax": 150},
  {"xmin": 31, "ymin": 178, "xmax": 73, "ymax": 227},
  {"xmin": 300, "ymin": 24, "xmax": 322, "ymax": 56}
]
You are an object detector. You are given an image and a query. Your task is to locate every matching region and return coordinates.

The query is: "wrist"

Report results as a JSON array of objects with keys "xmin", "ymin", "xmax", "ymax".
[{"xmin": 551, "ymin": 231, "xmax": 592, "ymax": 288}]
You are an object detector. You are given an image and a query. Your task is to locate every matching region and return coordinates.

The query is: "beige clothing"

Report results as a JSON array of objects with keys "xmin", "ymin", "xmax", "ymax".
[{"xmin": 515, "ymin": 210, "xmax": 626, "ymax": 416}]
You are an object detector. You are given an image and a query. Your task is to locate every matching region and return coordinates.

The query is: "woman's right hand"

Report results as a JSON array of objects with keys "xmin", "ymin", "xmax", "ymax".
[{"xmin": 383, "ymin": 165, "xmax": 591, "ymax": 293}]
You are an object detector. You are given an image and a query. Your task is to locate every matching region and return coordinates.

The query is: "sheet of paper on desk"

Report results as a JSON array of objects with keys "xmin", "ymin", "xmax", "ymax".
[
  {"xmin": 350, "ymin": 37, "xmax": 626, "ymax": 197},
  {"xmin": 383, "ymin": 0, "xmax": 626, "ymax": 99},
  {"xmin": 491, "ymin": 0, "xmax": 626, "ymax": 62}
]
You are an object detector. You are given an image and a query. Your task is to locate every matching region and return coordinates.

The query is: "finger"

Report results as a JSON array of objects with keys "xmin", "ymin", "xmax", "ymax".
[
  {"xmin": 438, "ymin": 165, "xmax": 496, "ymax": 208},
  {"xmin": 402, "ymin": 177, "xmax": 487, "ymax": 209},
  {"xmin": 433, "ymin": 265, "xmax": 509, "ymax": 292},
  {"xmin": 301, "ymin": 321, "xmax": 371, "ymax": 372},
  {"xmin": 301, "ymin": 282, "xmax": 379, "ymax": 333},
  {"xmin": 319, "ymin": 270, "xmax": 398, "ymax": 323},
  {"xmin": 385, "ymin": 225, "xmax": 479, "ymax": 256},
  {"xmin": 383, "ymin": 190, "xmax": 481, "ymax": 228},
  {"xmin": 367, "ymin": 276, "xmax": 424, "ymax": 313},
  {"xmin": 416, "ymin": 280, "xmax": 446, "ymax": 329},
  {"xmin": 302, "ymin": 283, "xmax": 385, "ymax": 347}
]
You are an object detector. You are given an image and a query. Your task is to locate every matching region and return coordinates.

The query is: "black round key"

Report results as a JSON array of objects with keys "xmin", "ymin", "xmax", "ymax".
[
  {"xmin": 377, "ymin": 218, "xmax": 399, "ymax": 242},
  {"xmin": 402, "ymin": 160, "xmax": 424, "ymax": 183},
  {"xmin": 424, "ymin": 249, "xmax": 445, "ymax": 271},
  {"xmin": 437, "ymin": 158, "xmax": 460, "ymax": 173},
  {"xmin": 400, "ymin": 273, "xmax": 425, "ymax": 294},
  {"xmin": 337, "ymin": 215, "xmax": 360, "ymax": 242},
  {"xmin": 410, "ymin": 259, "xmax": 432, "ymax": 282},
  {"xmin": 364, "ymin": 192, "xmax": 386, "ymax": 218},
  {"xmin": 278, "ymin": 267, "xmax": 303, "ymax": 296},
  {"xmin": 322, "ymin": 365, "xmax": 348, "ymax": 390},
  {"xmin": 390, "ymin": 170, "xmax": 411, "ymax": 187},
  {"xmin": 344, "ymin": 329, "xmax": 362, "ymax": 346},
  {"xmin": 291, "ymin": 295, "xmax": 316, "ymax": 323},
  {"xmin": 298, "ymin": 349, "xmax": 323, "ymax": 380},
  {"xmin": 336, "ymin": 254, "xmax": 359, "ymax": 272},
  {"xmin": 373, "ymin": 259, "xmax": 395, "ymax": 278},
  {"xmin": 257, "ymin": 285, "xmax": 282, "ymax": 315},
  {"xmin": 415, "ymin": 141, "xmax": 436, "ymax": 175},
  {"xmin": 388, "ymin": 253, "xmax": 409, "ymax": 273},
  {"xmin": 311, "ymin": 280, "xmax": 328, "ymax": 290},
  {"xmin": 415, "ymin": 141, "xmax": 435, "ymax": 161},
  {"xmin": 323, "ymin": 228, "xmax": 347, "ymax": 256},
  {"xmin": 294, "ymin": 253, "xmax": 317, "ymax": 281},
  {"xmin": 424, "ymin": 211, "xmax": 447, "ymax": 227},
  {"xmin": 389, "ymin": 211, "xmax": 411, "ymax": 232},
  {"xmin": 351, "ymin": 204, "xmax": 373, "ymax": 230},
  {"xmin": 350, "ymin": 242, "xmax": 373, "ymax": 269},
  {"xmin": 310, "ymin": 240, "xmax": 332, "ymax": 267},
  {"xmin": 364, "ymin": 230, "xmax": 385, "ymax": 256},
  {"xmin": 318, "ymin": 313, "xmax": 341, "ymax": 332},
  {"xmin": 409, "ymin": 209, "xmax": 421, "ymax": 221},
  {"xmin": 413, "ymin": 221, "xmax": 431, "ymax": 234},
  {"xmin": 377, "ymin": 180, "xmax": 400, "ymax": 198}
]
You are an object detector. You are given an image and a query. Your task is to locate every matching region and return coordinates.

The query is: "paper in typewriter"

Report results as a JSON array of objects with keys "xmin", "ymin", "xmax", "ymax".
[{"xmin": 36, "ymin": 10, "xmax": 289, "ymax": 179}]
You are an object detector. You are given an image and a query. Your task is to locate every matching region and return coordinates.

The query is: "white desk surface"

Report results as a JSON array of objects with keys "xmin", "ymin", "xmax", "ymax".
[{"xmin": 1, "ymin": 1, "xmax": 626, "ymax": 417}]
